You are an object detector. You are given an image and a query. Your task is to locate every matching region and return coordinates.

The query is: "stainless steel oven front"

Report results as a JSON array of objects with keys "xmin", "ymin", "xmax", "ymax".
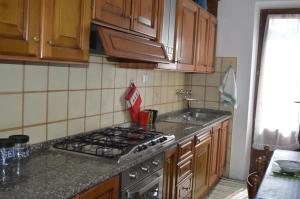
[{"xmin": 121, "ymin": 154, "xmax": 164, "ymax": 199}]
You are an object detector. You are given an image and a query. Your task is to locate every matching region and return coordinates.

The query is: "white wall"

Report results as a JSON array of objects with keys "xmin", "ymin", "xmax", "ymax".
[{"xmin": 216, "ymin": 0, "xmax": 300, "ymax": 180}]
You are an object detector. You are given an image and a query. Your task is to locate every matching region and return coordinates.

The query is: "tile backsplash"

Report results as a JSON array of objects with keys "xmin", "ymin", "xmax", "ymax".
[
  {"xmin": 0, "ymin": 55, "xmax": 191, "ymax": 144},
  {"xmin": 191, "ymin": 57, "xmax": 238, "ymax": 177}
]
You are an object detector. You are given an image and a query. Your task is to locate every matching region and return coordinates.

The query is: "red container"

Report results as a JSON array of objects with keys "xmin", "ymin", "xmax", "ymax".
[{"xmin": 138, "ymin": 111, "xmax": 151, "ymax": 126}]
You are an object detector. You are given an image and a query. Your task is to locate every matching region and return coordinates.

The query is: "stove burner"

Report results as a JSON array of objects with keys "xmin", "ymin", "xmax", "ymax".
[{"xmin": 53, "ymin": 127, "xmax": 173, "ymax": 160}]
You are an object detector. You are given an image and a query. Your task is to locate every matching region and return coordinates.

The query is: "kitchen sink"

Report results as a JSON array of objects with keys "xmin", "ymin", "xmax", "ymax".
[{"xmin": 161, "ymin": 109, "xmax": 228, "ymax": 126}]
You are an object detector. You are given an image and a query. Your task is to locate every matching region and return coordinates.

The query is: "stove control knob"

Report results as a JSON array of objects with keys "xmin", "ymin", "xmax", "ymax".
[
  {"xmin": 141, "ymin": 166, "xmax": 150, "ymax": 173},
  {"xmin": 152, "ymin": 160, "xmax": 159, "ymax": 166},
  {"xmin": 136, "ymin": 146, "xmax": 143, "ymax": 152},
  {"xmin": 141, "ymin": 145, "xmax": 147, "ymax": 150},
  {"xmin": 159, "ymin": 137, "xmax": 167, "ymax": 142},
  {"xmin": 129, "ymin": 172, "xmax": 137, "ymax": 179},
  {"xmin": 149, "ymin": 141, "xmax": 157, "ymax": 146}
]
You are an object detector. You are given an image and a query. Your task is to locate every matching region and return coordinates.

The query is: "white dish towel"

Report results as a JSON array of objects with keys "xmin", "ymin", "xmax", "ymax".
[{"xmin": 219, "ymin": 65, "xmax": 237, "ymax": 109}]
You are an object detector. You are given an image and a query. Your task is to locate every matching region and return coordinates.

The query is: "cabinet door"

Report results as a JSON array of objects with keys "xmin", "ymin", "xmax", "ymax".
[
  {"xmin": 209, "ymin": 124, "xmax": 221, "ymax": 187},
  {"xmin": 92, "ymin": 0, "xmax": 132, "ymax": 30},
  {"xmin": 79, "ymin": 175, "xmax": 119, "ymax": 199},
  {"xmin": 219, "ymin": 120, "xmax": 229, "ymax": 177},
  {"xmin": 195, "ymin": 8, "xmax": 210, "ymax": 73},
  {"xmin": 193, "ymin": 135, "xmax": 211, "ymax": 199},
  {"xmin": 132, "ymin": 0, "xmax": 158, "ymax": 38},
  {"xmin": 175, "ymin": 0, "xmax": 198, "ymax": 71},
  {"xmin": 163, "ymin": 146, "xmax": 177, "ymax": 199},
  {"xmin": 41, "ymin": 0, "xmax": 91, "ymax": 62},
  {"xmin": 0, "ymin": 0, "xmax": 40, "ymax": 57},
  {"xmin": 206, "ymin": 15, "xmax": 217, "ymax": 73}
]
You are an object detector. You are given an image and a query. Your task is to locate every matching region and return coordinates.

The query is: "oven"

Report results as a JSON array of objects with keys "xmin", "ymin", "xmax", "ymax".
[{"xmin": 121, "ymin": 154, "xmax": 164, "ymax": 199}]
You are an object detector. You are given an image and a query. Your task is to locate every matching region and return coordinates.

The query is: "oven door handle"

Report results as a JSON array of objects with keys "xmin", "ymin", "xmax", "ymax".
[{"xmin": 126, "ymin": 172, "xmax": 162, "ymax": 198}]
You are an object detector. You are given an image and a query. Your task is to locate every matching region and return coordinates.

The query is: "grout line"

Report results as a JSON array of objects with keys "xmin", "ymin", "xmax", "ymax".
[
  {"xmin": 83, "ymin": 66, "xmax": 88, "ymax": 132},
  {"xmin": 45, "ymin": 63, "xmax": 49, "ymax": 140},
  {"xmin": 66, "ymin": 66, "xmax": 70, "ymax": 136},
  {"xmin": 21, "ymin": 62, "xmax": 25, "ymax": 135}
]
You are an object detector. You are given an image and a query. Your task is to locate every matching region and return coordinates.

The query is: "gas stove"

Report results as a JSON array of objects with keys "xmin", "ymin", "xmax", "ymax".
[{"xmin": 53, "ymin": 127, "xmax": 175, "ymax": 163}]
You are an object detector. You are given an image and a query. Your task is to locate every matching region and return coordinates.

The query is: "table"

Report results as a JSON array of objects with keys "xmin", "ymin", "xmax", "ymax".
[{"xmin": 255, "ymin": 149, "xmax": 300, "ymax": 199}]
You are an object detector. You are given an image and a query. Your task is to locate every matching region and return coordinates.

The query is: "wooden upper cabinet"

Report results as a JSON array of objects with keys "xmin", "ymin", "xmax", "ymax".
[
  {"xmin": 132, "ymin": 0, "xmax": 158, "ymax": 38},
  {"xmin": 40, "ymin": 0, "xmax": 91, "ymax": 62},
  {"xmin": 92, "ymin": 0, "xmax": 132, "ymax": 30},
  {"xmin": 175, "ymin": 0, "xmax": 198, "ymax": 72},
  {"xmin": 195, "ymin": 8, "xmax": 210, "ymax": 73},
  {"xmin": 78, "ymin": 175, "xmax": 119, "ymax": 199},
  {"xmin": 0, "ymin": 0, "xmax": 40, "ymax": 57},
  {"xmin": 193, "ymin": 135, "xmax": 211, "ymax": 199},
  {"xmin": 207, "ymin": 15, "xmax": 217, "ymax": 73}
]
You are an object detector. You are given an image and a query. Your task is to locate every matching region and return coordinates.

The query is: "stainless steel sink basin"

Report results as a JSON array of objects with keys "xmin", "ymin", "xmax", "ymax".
[{"xmin": 161, "ymin": 109, "xmax": 226, "ymax": 126}]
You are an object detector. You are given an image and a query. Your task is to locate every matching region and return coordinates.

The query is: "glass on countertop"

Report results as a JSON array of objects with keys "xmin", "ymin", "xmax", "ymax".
[
  {"xmin": 9, "ymin": 135, "xmax": 30, "ymax": 159},
  {"xmin": 0, "ymin": 139, "xmax": 15, "ymax": 166}
]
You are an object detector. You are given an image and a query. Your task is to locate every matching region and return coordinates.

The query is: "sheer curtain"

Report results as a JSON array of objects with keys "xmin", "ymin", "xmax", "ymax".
[{"xmin": 253, "ymin": 14, "xmax": 300, "ymax": 151}]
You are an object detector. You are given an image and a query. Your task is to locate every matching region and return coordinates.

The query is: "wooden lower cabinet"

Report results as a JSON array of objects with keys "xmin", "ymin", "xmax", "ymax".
[
  {"xmin": 77, "ymin": 175, "xmax": 119, "ymax": 199},
  {"xmin": 163, "ymin": 120, "xmax": 229, "ymax": 199},
  {"xmin": 193, "ymin": 134, "xmax": 212, "ymax": 199},
  {"xmin": 163, "ymin": 146, "xmax": 177, "ymax": 199},
  {"xmin": 218, "ymin": 121, "xmax": 229, "ymax": 177}
]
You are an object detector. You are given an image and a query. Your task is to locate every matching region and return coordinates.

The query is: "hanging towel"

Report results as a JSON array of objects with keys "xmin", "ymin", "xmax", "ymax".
[{"xmin": 219, "ymin": 65, "xmax": 237, "ymax": 109}]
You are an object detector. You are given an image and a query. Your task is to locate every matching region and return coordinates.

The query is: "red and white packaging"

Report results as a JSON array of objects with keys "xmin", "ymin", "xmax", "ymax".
[{"xmin": 125, "ymin": 83, "xmax": 142, "ymax": 122}]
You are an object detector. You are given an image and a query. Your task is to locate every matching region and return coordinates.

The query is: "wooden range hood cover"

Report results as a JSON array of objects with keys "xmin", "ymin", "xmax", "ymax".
[{"xmin": 97, "ymin": 27, "xmax": 169, "ymax": 63}]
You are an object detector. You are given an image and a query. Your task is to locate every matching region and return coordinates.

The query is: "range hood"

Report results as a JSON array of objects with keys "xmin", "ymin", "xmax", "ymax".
[{"xmin": 90, "ymin": 24, "xmax": 169, "ymax": 64}]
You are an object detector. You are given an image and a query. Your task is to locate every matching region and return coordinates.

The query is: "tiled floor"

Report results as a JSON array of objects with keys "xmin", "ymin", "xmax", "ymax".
[{"xmin": 206, "ymin": 178, "xmax": 248, "ymax": 199}]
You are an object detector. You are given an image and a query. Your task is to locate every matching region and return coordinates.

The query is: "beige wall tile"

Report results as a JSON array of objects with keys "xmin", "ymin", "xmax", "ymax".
[
  {"xmin": 160, "ymin": 104, "xmax": 167, "ymax": 114},
  {"xmin": 168, "ymin": 72, "xmax": 175, "ymax": 86},
  {"xmin": 89, "ymin": 55, "xmax": 102, "ymax": 63},
  {"xmin": 146, "ymin": 70, "xmax": 154, "ymax": 86},
  {"xmin": 24, "ymin": 93, "xmax": 47, "ymax": 126},
  {"xmin": 68, "ymin": 118, "xmax": 84, "ymax": 136},
  {"xmin": 114, "ymin": 111, "xmax": 125, "ymax": 125},
  {"xmin": 192, "ymin": 74, "xmax": 206, "ymax": 86},
  {"xmin": 0, "ymin": 129, "xmax": 22, "ymax": 139},
  {"xmin": 0, "ymin": 63, "xmax": 23, "ymax": 92},
  {"xmin": 68, "ymin": 91, "xmax": 85, "ymax": 119},
  {"xmin": 127, "ymin": 69, "xmax": 137, "ymax": 86},
  {"xmin": 138, "ymin": 87, "xmax": 146, "ymax": 107},
  {"xmin": 205, "ymin": 101, "xmax": 219, "ymax": 109},
  {"xmin": 222, "ymin": 57, "xmax": 237, "ymax": 72},
  {"xmin": 24, "ymin": 64, "xmax": 47, "ymax": 91},
  {"xmin": 101, "ymin": 89, "xmax": 114, "ymax": 113},
  {"xmin": 85, "ymin": 116, "xmax": 100, "ymax": 132},
  {"xmin": 161, "ymin": 72, "xmax": 169, "ymax": 86},
  {"xmin": 114, "ymin": 88, "xmax": 126, "ymax": 111},
  {"xmin": 115, "ymin": 67, "xmax": 126, "ymax": 88},
  {"xmin": 48, "ymin": 92, "xmax": 68, "ymax": 122},
  {"xmin": 214, "ymin": 57, "xmax": 222, "ymax": 72},
  {"xmin": 161, "ymin": 87, "xmax": 168, "ymax": 104},
  {"xmin": 136, "ymin": 70, "xmax": 147, "ymax": 87},
  {"xmin": 69, "ymin": 67, "xmax": 86, "ymax": 90},
  {"xmin": 87, "ymin": 63, "xmax": 102, "ymax": 89},
  {"xmin": 47, "ymin": 121, "xmax": 67, "ymax": 140},
  {"xmin": 86, "ymin": 90, "xmax": 101, "ymax": 116},
  {"xmin": 153, "ymin": 87, "xmax": 161, "ymax": 105},
  {"xmin": 154, "ymin": 71, "xmax": 162, "ymax": 86},
  {"xmin": 191, "ymin": 100, "xmax": 204, "ymax": 108},
  {"xmin": 48, "ymin": 65, "xmax": 69, "ymax": 90},
  {"xmin": 205, "ymin": 87, "xmax": 220, "ymax": 102},
  {"xmin": 192, "ymin": 86, "xmax": 205, "ymax": 101},
  {"xmin": 145, "ymin": 87, "xmax": 154, "ymax": 106},
  {"xmin": 24, "ymin": 125, "xmax": 46, "ymax": 144},
  {"xmin": 0, "ymin": 94, "xmax": 22, "ymax": 130},
  {"xmin": 167, "ymin": 87, "xmax": 175, "ymax": 103},
  {"xmin": 124, "ymin": 111, "xmax": 131, "ymax": 123},
  {"xmin": 100, "ymin": 113, "xmax": 113, "ymax": 128},
  {"xmin": 206, "ymin": 73, "xmax": 221, "ymax": 87},
  {"xmin": 102, "ymin": 64, "xmax": 115, "ymax": 88}
]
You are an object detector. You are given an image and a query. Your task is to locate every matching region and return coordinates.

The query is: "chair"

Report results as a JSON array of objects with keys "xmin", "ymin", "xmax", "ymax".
[{"xmin": 247, "ymin": 171, "xmax": 261, "ymax": 199}]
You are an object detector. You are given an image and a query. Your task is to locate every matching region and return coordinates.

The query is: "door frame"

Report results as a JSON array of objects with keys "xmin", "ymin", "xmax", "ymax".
[{"xmin": 250, "ymin": 8, "xmax": 300, "ymax": 172}]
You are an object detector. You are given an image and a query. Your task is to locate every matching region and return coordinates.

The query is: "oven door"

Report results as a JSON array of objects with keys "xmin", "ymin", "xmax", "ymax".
[{"xmin": 124, "ymin": 169, "xmax": 163, "ymax": 199}]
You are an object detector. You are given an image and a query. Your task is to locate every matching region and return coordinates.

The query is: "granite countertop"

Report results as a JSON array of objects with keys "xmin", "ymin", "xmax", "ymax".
[{"xmin": 0, "ymin": 109, "xmax": 231, "ymax": 199}]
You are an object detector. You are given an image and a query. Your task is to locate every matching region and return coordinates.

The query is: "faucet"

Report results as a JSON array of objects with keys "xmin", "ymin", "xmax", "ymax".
[{"xmin": 176, "ymin": 89, "xmax": 199, "ymax": 110}]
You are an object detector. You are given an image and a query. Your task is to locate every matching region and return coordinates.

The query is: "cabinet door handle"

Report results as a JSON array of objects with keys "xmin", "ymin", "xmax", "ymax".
[
  {"xmin": 48, "ymin": 40, "xmax": 55, "ymax": 46},
  {"xmin": 33, "ymin": 36, "xmax": 40, "ymax": 43}
]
